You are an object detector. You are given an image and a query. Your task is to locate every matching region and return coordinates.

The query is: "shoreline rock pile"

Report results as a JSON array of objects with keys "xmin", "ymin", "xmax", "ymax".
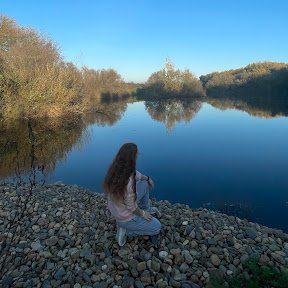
[{"xmin": 0, "ymin": 183, "xmax": 287, "ymax": 288}]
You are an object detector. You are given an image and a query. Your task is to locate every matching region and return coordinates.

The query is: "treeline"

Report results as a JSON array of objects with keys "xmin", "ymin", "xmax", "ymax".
[
  {"xmin": 200, "ymin": 62, "xmax": 288, "ymax": 117},
  {"xmin": 2, "ymin": 15, "xmax": 288, "ymax": 121},
  {"xmin": 0, "ymin": 16, "xmax": 136, "ymax": 120},
  {"xmin": 200, "ymin": 62, "xmax": 288, "ymax": 99},
  {"xmin": 136, "ymin": 60, "xmax": 205, "ymax": 100}
]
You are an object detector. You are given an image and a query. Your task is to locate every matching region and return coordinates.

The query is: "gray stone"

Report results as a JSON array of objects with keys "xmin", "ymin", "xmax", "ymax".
[
  {"xmin": 127, "ymin": 259, "xmax": 139, "ymax": 269},
  {"xmin": 46, "ymin": 262, "xmax": 55, "ymax": 270},
  {"xmin": 179, "ymin": 262, "xmax": 189, "ymax": 273},
  {"xmin": 170, "ymin": 279, "xmax": 181, "ymax": 288},
  {"xmin": 228, "ymin": 264, "xmax": 237, "ymax": 273},
  {"xmin": 173, "ymin": 273, "xmax": 186, "ymax": 281},
  {"xmin": 174, "ymin": 254, "xmax": 184, "ymax": 265},
  {"xmin": 40, "ymin": 251, "xmax": 52, "ymax": 258},
  {"xmin": 54, "ymin": 267, "xmax": 66, "ymax": 280},
  {"xmin": 240, "ymin": 254, "xmax": 249, "ymax": 264},
  {"xmin": 118, "ymin": 248, "xmax": 130, "ymax": 257},
  {"xmin": 134, "ymin": 280, "xmax": 145, "ymax": 288},
  {"xmin": 91, "ymin": 275, "xmax": 100, "ymax": 283},
  {"xmin": 227, "ymin": 270, "xmax": 233, "ymax": 276},
  {"xmin": 269, "ymin": 244, "xmax": 280, "ymax": 252},
  {"xmin": 70, "ymin": 248, "xmax": 80, "ymax": 259},
  {"xmin": 122, "ymin": 275, "xmax": 134, "ymax": 288},
  {"xmin": 245, "ymin": 228, "xmax": 258, "ymax": 240},
  {"xmin": 271, "ymin": 252, "xmax": 286, "ymax": 265},
  {"xmin": 207, "ymin": 238, "xmax": 217, "ymax": 245},
  {"xmin": 156, "ymin": 280, "xmax": 168, "ymax": 288},
  {"xmin": 160, "ymin": 262, "xmax": 170, "ymax": 272},
  {"xmin": 31, "ymin": 241, "xmax": 43, "ymax": 251},
  {"xmin": 159, "ymin": 251, "xmax": 168, "ymax": 259},
  {"xmin": 58, "ymin": 239, "xmax": 66, "ymax": 248},
  {"xmin": 203, "ymin": 271, "xmax": 209, "ymax": 278},
  {"xmin": 233, "ymin": 258, "xmax": 241, "ymax": 266},
  {"xmin": 82, "ymin": 272, "xmax": 90, "ymax": 282},
  {"xmin": 182, "ymin": 250, "xmax": 193, "ymax": 264},
  {"xmin": 151, "ymin": 260, "xmax": 161, "ymax": 272},
  {"xmin": 211, "ymin": 254, "xmax": 221, "ymax": 266},
  {"xmin": 140, "ymin": 270, "xmax": 151, "ymax": 285},
  {"xmin": 137, "ymin": 261, "xmax": 146, "ymax": 272},
  {"xmin": 2, "ymin": 276, "xmax": 13, "ymax": 287},
  {"xmin": 181, "ymin": 281, "xmax": 201, "ymax": 288},
  {"xmin": 170, "ymin": 248, "xmax": 181, "ymax": 256},
  {"xmin": 227, "ymin": 235, "xmax": 235, "ymax": 246},
  {"xmin": 45, "ymin": 236, "xmax": 59, "ymax": 246}
]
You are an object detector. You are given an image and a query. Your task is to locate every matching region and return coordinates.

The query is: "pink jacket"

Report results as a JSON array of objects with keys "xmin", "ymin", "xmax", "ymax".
[{"xmin": 107, "ymin": 170, "xmax": 143, "ymax": 222}]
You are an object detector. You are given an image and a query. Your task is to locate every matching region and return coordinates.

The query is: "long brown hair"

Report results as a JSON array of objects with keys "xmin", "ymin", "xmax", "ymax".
[{"xmin": 103, "ymin": 143, "xmax": 138, "ymax": 200}]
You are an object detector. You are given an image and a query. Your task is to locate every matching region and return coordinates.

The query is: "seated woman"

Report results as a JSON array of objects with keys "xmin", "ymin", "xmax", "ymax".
[{"xmin": 103, "ymin": 143, "xmax": 161, "ymax": 246}]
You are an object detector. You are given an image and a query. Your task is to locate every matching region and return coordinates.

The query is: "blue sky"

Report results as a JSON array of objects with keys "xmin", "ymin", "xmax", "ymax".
[{"xmin": 1, "ymin": 0, "xmax": 288, "ymax": 82}]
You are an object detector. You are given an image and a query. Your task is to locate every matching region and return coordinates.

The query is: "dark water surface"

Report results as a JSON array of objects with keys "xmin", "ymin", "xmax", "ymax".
[{"xmin": 1, "ymin": 99, "xmax": 288, "ymax": 231}]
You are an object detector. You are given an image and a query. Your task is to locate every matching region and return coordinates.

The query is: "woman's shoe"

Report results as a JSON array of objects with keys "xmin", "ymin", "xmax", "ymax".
[
  {"xmin": 147, "ymin": 206, "xmax": 161, "ymax": 217},
  {"xmin": 116, "ymin": 226, "xmax": 127, "ymax": 246}
]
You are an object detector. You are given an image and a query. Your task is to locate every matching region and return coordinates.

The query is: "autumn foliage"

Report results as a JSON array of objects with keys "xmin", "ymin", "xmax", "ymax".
[
  {"xmin": 137, "ymin": 59, "xmax": 205, "ymax": 99},
  {"xmin": 0, "ymin": 16, "xmax": 133, "ymax": 120}
]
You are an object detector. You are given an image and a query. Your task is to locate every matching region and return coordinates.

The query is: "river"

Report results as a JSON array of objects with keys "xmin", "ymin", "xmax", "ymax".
[{"xmin": 1, "ymin": 98, "xmax": 287, "ymax": 231}]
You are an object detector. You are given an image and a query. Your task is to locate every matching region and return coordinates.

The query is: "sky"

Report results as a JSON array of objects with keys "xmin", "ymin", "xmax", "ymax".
[{"xmin": 1, "ymin": 0, "xmax": 288, "ymax": 82}]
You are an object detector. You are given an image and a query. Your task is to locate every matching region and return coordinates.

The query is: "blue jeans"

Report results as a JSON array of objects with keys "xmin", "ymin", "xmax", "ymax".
[{"xmin": 118, "ymin": 180, "xmax": 161, "ymax": 236}]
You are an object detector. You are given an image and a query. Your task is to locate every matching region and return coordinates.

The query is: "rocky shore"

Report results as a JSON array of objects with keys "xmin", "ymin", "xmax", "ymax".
[{"xmin": 0, "ymin": 183, "xmax": 288, "ymax": 288}]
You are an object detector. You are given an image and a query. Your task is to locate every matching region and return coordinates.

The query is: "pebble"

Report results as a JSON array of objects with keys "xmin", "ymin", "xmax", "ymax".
[
  {"xmin": 45, "ymin": 236, "xmax": 58, "ymax": 246},
  {"xmin": 170, "ymin": 248, "xmax": 181, "ymax": 256},
  {"xmin": 159, "ymin": 251, "xmax": 168, "ymax": 259},
  {"xmin": 211, "ymin": 254, "xmax": 221, "ymax": 266},
  {"xmin": 0, "ymin": 183, "xmax": 288, "ymax": 288},
  {"xmin": 136, "ymin": 262, "xmax": 146, "ymax": 272},
  {"xmin": 31, "ymin": 241, "xmax": 42, "ymax": 251},
  {"xmin": 151, "ymin": 260, "xmax": 160, "ymax": 272},
  {"xmin": 271, "ymin": 252, "xmax": 286, "ymax": 265},
  {"xmin": 227, "ymin": 270, "xmax": 233, "ymax": 276},
  {"xmin": 183, "ymin": 239, "xmax": 189, "ymax": 246}
]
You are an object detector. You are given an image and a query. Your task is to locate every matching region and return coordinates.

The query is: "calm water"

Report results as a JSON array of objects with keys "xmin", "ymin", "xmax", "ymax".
[{"xmin": 1, "ymin": 99, "xmax": 288, "ymax": 231}]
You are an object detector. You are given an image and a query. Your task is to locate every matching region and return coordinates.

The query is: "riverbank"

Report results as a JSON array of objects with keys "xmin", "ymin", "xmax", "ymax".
[{"xmin": 0, "ymin": 184, "xmax": 287, "ymax": 288}]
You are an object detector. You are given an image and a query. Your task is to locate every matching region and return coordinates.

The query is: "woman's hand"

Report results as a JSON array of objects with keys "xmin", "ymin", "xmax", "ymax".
[
  {"xmin": 142, "ymin": 211, "xmax": 153, "ymax": 221},
  {"xmin": 148, "ymin": 178, "xmax": 155, "ymax": 189}
]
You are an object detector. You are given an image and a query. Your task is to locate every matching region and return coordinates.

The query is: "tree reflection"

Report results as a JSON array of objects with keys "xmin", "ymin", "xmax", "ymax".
[
  {"xmin": 83, "ymin": 100, "xmax": 128, "ymax": 126},
  {"xmin": 145, "ymin": 99, "xmax": 202, "ymax": 131},
  {"xmin": 0, "ymin": 100, "xmax": 128, "ymax": 182},
  {"xmin": 207, "ymin": 96, "xmax": 288, "ymax": 118},
  {"xmin": 0, "ymin": 117, "xmax": 87, "ymax": 183}
]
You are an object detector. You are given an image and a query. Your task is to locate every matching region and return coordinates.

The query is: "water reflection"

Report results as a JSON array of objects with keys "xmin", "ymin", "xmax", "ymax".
[
  {"xmin": 83, "ymin": 101, "xmax": 128, "ymax": 126},
  {"xmin": 1, "ymin": 95, "xmax": 287, "ymax": 184},
  {"xmin": 0, "ymin": 100, "xmax": 128, "ymax": 182},
  {"xmin": 207, "ymin": 94, "xmax": 288, "ymax": 118},
  {"xmin": 0, "ymin": 117, "xmax": 87, "ymax": 184},
  {"xmin": 145, "ymin": 99, "xmax": 202, "ymax": 131}
]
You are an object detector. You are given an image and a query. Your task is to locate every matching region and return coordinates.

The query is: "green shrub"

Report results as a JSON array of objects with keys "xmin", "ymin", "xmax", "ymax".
[{"xmin": 210, "ymin": 257, "xmax": 288, "ymax": 288}]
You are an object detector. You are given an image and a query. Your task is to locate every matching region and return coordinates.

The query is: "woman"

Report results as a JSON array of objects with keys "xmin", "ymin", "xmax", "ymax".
[{"xmin": 103, "ymin": 143, "xmax": 161, "ymax": 246}]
